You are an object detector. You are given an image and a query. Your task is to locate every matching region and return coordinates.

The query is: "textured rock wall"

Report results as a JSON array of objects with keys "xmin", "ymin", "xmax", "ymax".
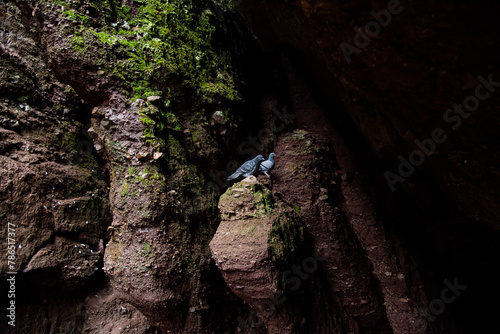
[
  {"xmin": 0, "ymin": 0, "xmax": 110, "ymax": 293},
  {"xmin": 0, "ymin": 0, "xmax": 264, "ymax": 332},
  {"xmin": 2, "ymin": 0, "xmax": 499, "ymax": 333}
]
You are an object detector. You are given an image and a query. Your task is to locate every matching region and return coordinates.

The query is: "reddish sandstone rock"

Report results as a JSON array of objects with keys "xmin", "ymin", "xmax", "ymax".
[{"xmin": 211, "ymin": 176, "xmax": 305, "ymax": 333}]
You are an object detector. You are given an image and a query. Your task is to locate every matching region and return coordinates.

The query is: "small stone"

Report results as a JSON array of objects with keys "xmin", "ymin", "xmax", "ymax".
[
  {"xmin": 320, "ymin": 187, "xmax": 328, "ymax": 193},
  {"xmin": 101, "ymin": 120, "xmax": 110, "ymax": 129},
  {"xmin": 87, "ymin": 127, "xmax": 98, "ymax": 139},
  {"xmin": 153, "ymin": 152, "xmax": 163, "ymax": 160},
  {"xmin": 147, "ymin": 95, "xmax": 161, "ymax": 102},
  {"xmin": 97, "ymin": 70, "xmax": 105, "ymax": 75},
  {"xmin": 189, "ymin": 307, "xmax": 196, "ymax": 313},
  {"xmin": 212, "ymin": 111, "xmax": 226, "ymax": 125},
  {"xmin": 319, "ymin": 195, "xmax": 328, "ymax": 201},
  {"xmin": 92, "ymin": 107, "xmax": 102, "ymax": 117},
  {"xmin": 137, "ymin": 151, "xmax": 149, "ymax": 159},
  {"xmin": 241, "ymin": 175, "xmax": 257, "ymax": 184},
  {"xmin": 108, "ymin": 114, "xmax": 123, "ymax": 122}
]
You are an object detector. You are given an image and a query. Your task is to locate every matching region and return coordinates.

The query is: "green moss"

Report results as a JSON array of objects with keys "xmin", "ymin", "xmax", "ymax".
[
  {"xmin": 60, "ymin": 0, "xmax": 241, "ymax": 102},
  {"xmin": 55, "ymin": 131, "xmax": 78, "ymax": 150},
  {"xmin": 165, "ymin": 111, "xmax": 183, "ymax": 132},
  {"xmin": 253, "ymin": 188, "xmax": 274, "ymax": 215},
  {"xmin": 122, "ymin": 182, "xmax": 129, "ymax": 196},
  {"xmin": 139, "ymin": 167, "xmax": 165, "ymax": 188},
  {"xmin": 167, "ymin": 135, "xmax": 187, "ymax": 168},
  {"xmin": 121, "ymin": 166, "xmax": 165, "ymax": 198},
  {"xmin": 292, "ymin": 130, "xmax": 308, "ymax": 141},
  {"xmin": 127, "ymin": 166, "xmax": 138, "ymax": 177},
  {"xmin": 121, "ymin": 181, "xmax": 137, "ymax": 198},
  {"xmin": 268, "ymin": 210, "xmax": 304, "ymax": 263},
  {"xmin": 46, "ymin": 0, "xmax": 244, "ymax": 162},
  {"xmin": 141, "ymin": 241, "xmax": 155, "ymax": 257}
]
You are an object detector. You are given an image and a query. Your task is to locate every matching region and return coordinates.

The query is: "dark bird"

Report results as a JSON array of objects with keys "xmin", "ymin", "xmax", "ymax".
[
  {"xmin": 259, "ymin": 153, "xmax": 276, "ymax": 177},
  {"xmin": 226, "ymin": 155, "xmax": 265, "ymax": 181}
]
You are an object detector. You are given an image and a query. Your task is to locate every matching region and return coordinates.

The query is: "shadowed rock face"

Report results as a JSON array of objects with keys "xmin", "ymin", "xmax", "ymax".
[
  {"xmin": 235, "ymin": 2, "xmax": 500, "ymax": 332},
  {"xmin": 269, "ymin": 128, "xmax": 428, "ymax": 334},
  {"xmin": 238, "ymin": 0, "xmax": 500, "ymax": 231}
]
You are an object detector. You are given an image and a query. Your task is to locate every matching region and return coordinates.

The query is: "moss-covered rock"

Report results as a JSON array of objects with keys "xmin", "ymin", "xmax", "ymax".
[
  {"xmin": 0, "ymin": 0, "xmax": 264, "ymax": 332},
  {"xmin": 211, "ymin": 176, "xmax": 305, "ymax": 332}
]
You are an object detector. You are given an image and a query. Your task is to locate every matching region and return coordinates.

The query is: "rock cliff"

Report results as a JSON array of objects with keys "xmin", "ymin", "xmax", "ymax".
[{"xmin": 1, "ymin": 0, "xmax": 499, "ymax": 333}]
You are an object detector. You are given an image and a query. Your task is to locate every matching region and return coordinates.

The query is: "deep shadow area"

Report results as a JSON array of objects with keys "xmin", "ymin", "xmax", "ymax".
[{"xmin": 277, "ymin": 45, "xmax": 500, "ymax": 333}]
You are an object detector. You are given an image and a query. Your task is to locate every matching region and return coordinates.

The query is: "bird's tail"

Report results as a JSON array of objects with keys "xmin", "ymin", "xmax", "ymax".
[{"xmin": 226, "ymin": 172, "xmax": 238, "ymax": 181}]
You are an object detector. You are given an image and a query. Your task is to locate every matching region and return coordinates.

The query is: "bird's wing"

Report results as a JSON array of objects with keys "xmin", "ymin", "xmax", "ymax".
[{"xmin": 238, "ymin": 160, "xmax": 256, "ymax": 174}]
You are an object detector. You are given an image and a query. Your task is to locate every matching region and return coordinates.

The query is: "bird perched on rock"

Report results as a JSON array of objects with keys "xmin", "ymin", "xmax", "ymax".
[
  {"xmin": 259, "ymin": 153, "xmax": 276, "ymax": 177},
  {"xmin": 227, "ymin": 155, "xmax": 264, "ymax": 181}
]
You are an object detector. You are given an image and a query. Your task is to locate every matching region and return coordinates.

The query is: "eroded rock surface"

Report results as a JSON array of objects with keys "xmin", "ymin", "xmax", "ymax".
[
  {"xmin": 211, "ymin": 176, "xmax": 305, "ymax": 333},
  {"xmin": 2, "ymin": 0, "xmax": 499, "ymax": 333},
  {"xmin": 1, "ymin": 1, "xmax": 263, "ymax": 332},
  {"xmin": 0, "ymin": 1, "xmax": 110, "ymax": 288}
]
